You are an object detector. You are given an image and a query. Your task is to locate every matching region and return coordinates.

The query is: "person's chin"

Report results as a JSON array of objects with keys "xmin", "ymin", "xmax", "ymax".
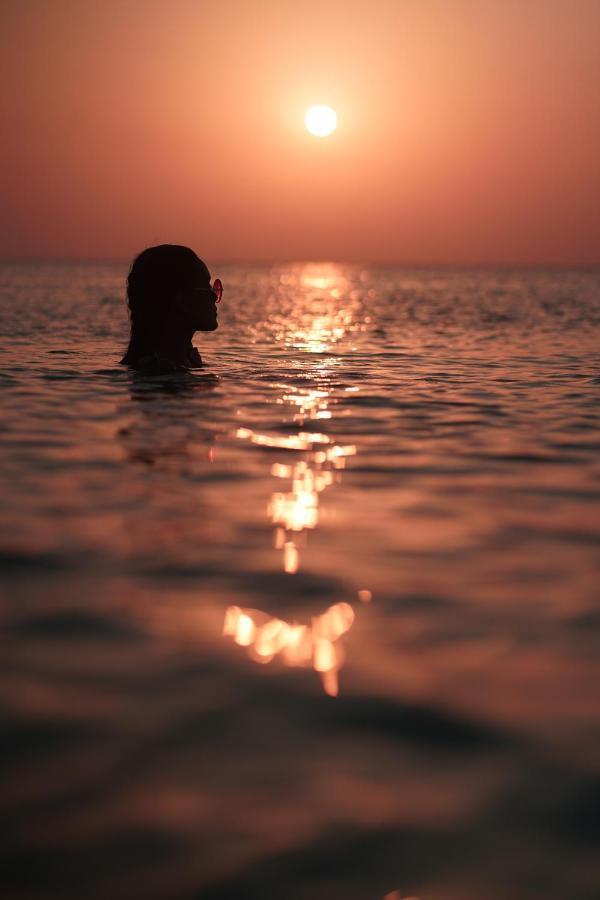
[{"xmin": 196, "ymin": 313, "xmax": 218, "ymax": 331}]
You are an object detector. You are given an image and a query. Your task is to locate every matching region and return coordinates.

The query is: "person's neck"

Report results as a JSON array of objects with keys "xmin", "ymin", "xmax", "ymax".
[{"xmin": 156, "ymin": 317, "xmax": 194, "ymax": 365}]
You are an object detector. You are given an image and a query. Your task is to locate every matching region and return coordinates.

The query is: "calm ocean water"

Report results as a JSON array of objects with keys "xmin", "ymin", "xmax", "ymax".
[{"xmin": 1, "ymin": 261, "xmax": 599, "ymax": 900}]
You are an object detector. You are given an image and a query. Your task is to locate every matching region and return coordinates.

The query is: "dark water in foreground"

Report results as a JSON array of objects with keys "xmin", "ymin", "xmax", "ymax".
[{"xmin": 1, "ymin": 262, "xmax": 599, "ymax": 900}]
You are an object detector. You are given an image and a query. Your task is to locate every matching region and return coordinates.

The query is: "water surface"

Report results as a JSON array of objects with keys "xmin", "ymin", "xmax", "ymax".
[{"xmin": 1, "ymin": 262, "xmax": 599, "ymax": 899}]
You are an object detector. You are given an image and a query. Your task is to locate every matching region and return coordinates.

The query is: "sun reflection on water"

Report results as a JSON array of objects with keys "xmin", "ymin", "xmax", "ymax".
[
  {"xmin": 228, "ymin": 265, "xmax": 371, "ymax": 695},
  {"xmin": 236, "ymin": 409, "xmax": 356, "ymax": 574},
  {"xmin": 261, "ymin": 262, "xmax": 367, "ymax": 352},
  {"xmin": 233, "ymin": 402, "xmax": 363, "ymax": 694},
  {"xmin": 223, "ymin": 601, "xmax": 355, "ymax": 697}
]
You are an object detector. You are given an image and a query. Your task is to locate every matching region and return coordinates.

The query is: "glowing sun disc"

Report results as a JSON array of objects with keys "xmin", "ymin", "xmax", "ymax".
[{"xmin": 305, "ymin": 105, "xmax": 337, "ymax": 137}]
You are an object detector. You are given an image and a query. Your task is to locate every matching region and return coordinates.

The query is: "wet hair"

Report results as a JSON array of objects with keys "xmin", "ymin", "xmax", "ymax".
[{"xmin": 121, "ymin": 244, "xmax": 210, "ymax": 365}]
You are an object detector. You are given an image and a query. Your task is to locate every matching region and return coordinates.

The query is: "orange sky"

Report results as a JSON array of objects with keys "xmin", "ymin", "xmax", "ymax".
[{"xmin": 1, "ymin": 0, "xmax": 599, "ymax": 265}]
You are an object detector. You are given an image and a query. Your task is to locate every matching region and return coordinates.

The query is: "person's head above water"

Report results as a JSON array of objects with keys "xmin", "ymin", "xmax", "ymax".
[{"xmin": 121, "ymin": 244, "xmax": 220, "ymax": 370}]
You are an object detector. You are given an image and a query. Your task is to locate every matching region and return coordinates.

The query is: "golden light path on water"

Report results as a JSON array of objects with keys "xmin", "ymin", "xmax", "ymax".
[
  {"xmin": 224, "ymin": 264, "xmax": 372, "ymax": 696},
  {"xmin": 223, "ymin": 600, "xmax": 356, "ymax": 698},
  {"xmin": 236, "ymin": 423, "xmax": 357, "ymax": 575}
]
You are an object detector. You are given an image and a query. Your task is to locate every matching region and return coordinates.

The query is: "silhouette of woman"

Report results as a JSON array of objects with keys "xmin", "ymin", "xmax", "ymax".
[{"xmin": 121, "ymin": 244, "xmax": 221, "ymax": 374}]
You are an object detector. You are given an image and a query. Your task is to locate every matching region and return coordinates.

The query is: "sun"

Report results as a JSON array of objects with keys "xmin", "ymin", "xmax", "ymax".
[{"xmin": 305, "ymin": 105, "xmax": 337, "ymax": 138}]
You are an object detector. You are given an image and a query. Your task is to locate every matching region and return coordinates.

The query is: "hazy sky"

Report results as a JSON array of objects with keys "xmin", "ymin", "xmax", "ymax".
[{"xmin": 2, "ymin": 0, "xmax": 599, "ymax": 264}]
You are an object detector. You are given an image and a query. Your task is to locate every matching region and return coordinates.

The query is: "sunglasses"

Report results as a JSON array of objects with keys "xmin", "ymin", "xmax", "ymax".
[{"xmin": 190, "ymin": 278, "xmax": 223, "ymax": 303}]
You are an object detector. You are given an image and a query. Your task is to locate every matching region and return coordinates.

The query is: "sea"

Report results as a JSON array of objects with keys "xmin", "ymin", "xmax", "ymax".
[{"xmin": 1, "ymin": 261, "xmax": 599, "ymax": 900}]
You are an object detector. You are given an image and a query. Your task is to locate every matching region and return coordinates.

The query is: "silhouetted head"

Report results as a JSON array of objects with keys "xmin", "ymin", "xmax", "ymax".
[{"xmin": 121, "ymin": 244, "xmax": 218, "ymax": 366}]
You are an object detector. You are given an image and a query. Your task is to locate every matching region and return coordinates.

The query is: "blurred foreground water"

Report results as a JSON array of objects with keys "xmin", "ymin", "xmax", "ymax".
[{"xmin": 1, "ymin": 262, "xmax": 599, "ymax": 900}]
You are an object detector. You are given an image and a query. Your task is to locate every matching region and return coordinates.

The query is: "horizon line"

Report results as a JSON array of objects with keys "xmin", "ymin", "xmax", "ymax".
[{"xmin": 0, "ymin": 256, "xmax": 599, "ymax": 271}]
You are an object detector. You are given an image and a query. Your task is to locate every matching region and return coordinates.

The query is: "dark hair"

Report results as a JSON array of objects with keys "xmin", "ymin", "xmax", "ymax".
[{"xmin": 121, "ymin": 244, "xmax": 209, "ymax": 365}]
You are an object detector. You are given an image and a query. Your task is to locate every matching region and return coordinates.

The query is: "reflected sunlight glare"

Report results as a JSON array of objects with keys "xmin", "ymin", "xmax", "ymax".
[
  {"xmin": 276, "ymin": 264, "xmax": 362, "ymax": 352},
  {"xmin": 223, "ymin": 601, "xmax": 357, "ymax": 696},
  {"xmin": 228, "ymin": 271, "xmax": 371, "ymax": 695},
  {"xmin": 236, "ymin": 387, "xmax": 356, "ymax": 574}
]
